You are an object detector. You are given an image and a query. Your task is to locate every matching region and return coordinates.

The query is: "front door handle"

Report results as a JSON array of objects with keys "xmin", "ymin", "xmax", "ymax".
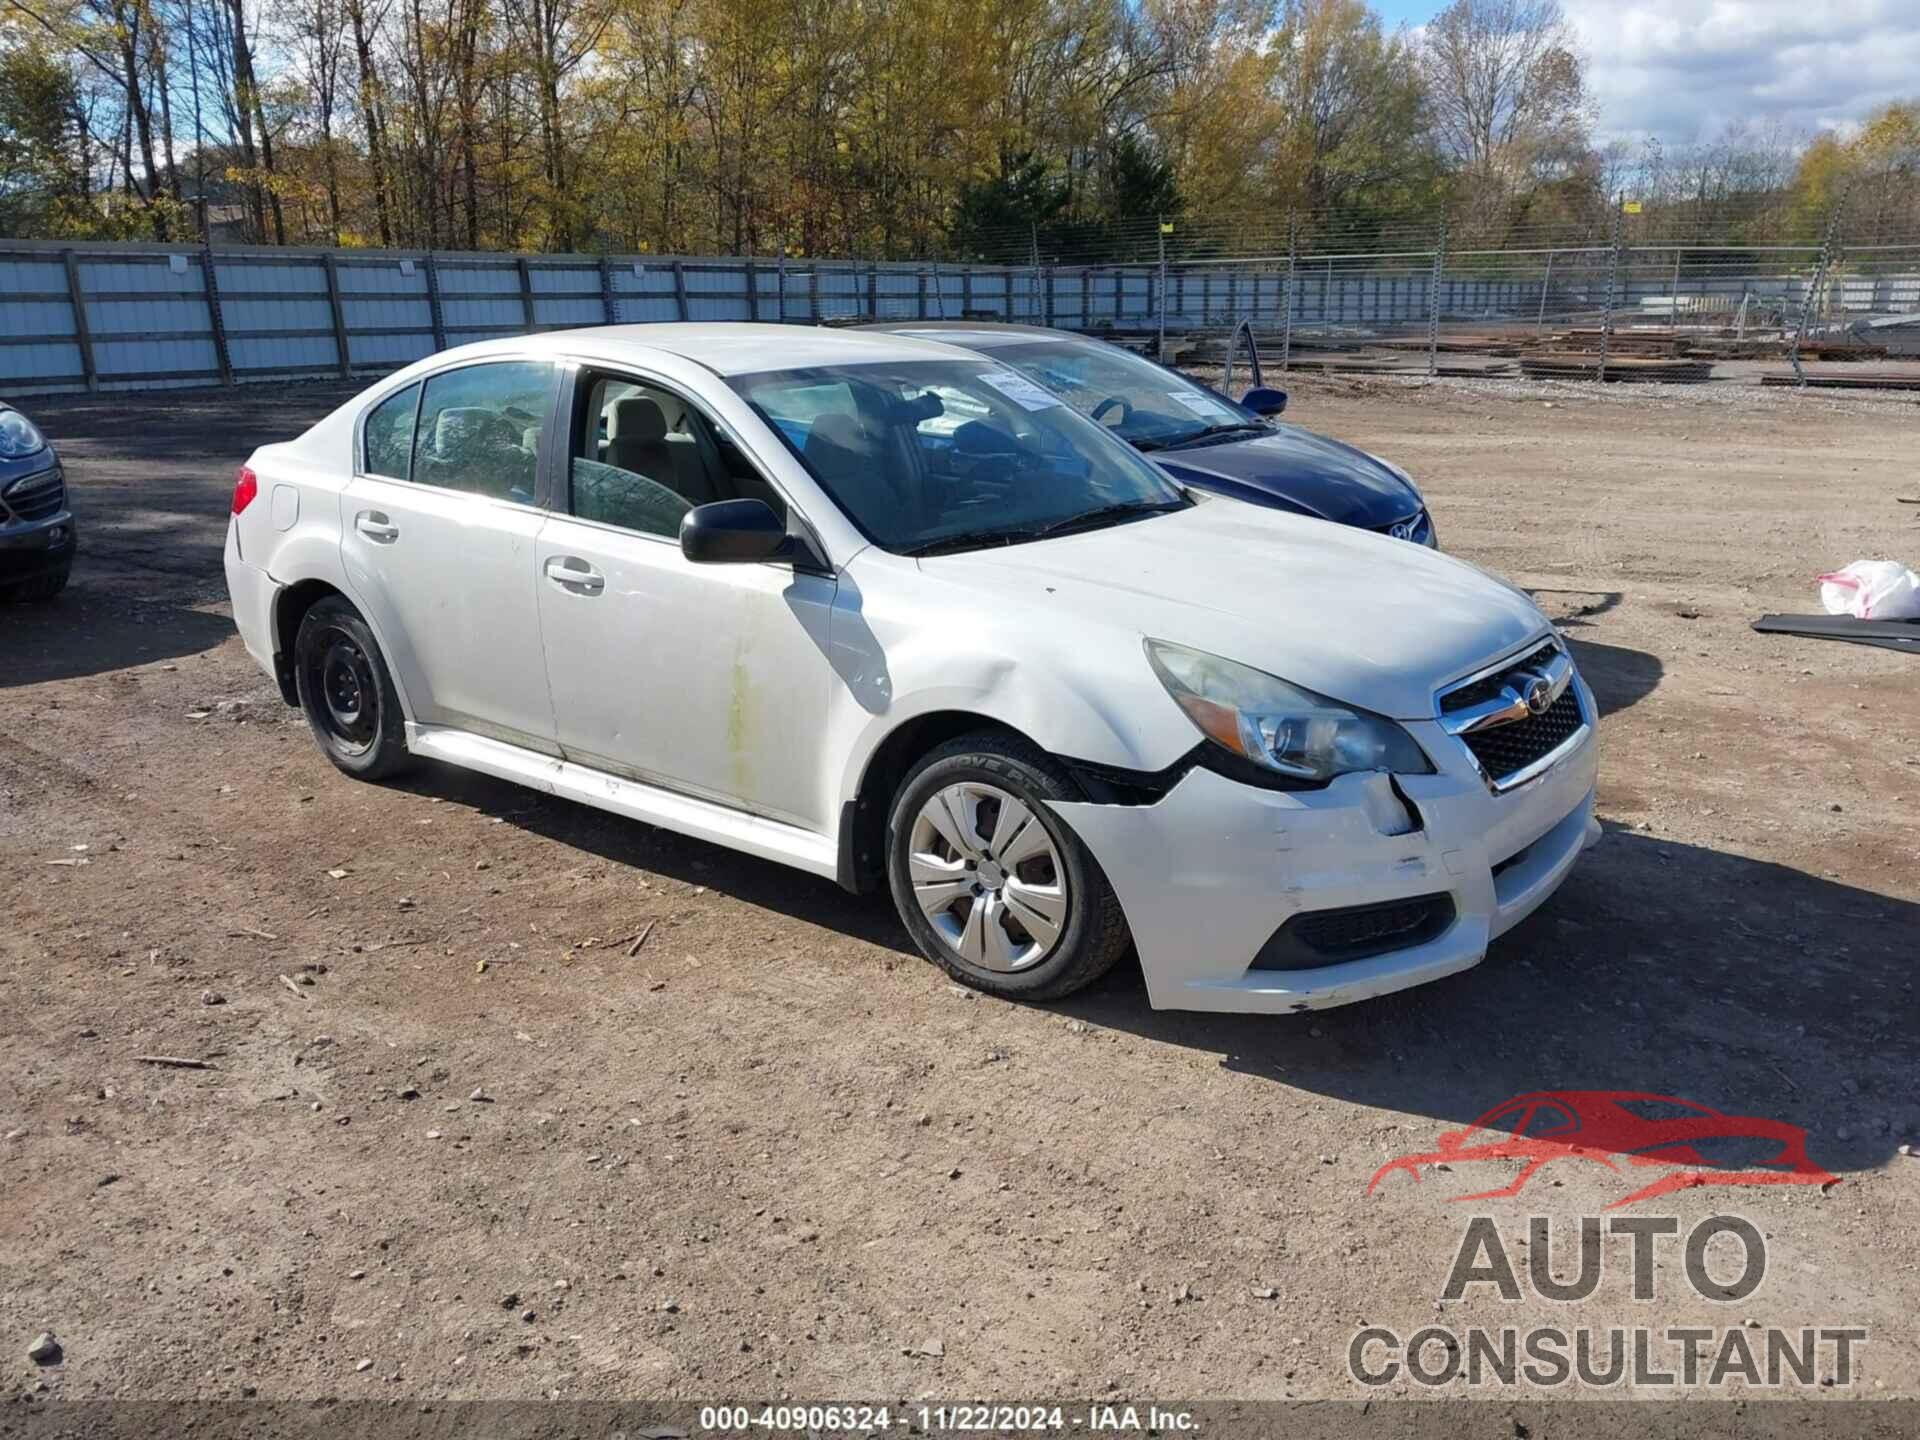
[
  {"xmin": 544, "ymin": 555, "xmax": 605, "ymax": 595},
  {"xmin": 355, "ymin": 511, "xmax": 399, "ymax": 543}
]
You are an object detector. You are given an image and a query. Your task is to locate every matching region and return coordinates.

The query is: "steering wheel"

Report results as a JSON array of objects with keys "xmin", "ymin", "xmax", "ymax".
[{"xmin": 1090, "ymin": 395, "xmax": 1133, "ymax": 427}]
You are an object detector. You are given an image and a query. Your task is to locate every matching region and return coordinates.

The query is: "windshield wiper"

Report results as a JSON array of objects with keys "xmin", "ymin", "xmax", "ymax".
[
  {"xmin": 901, "ymin": 526, "xmax": 1048, "ymax": 557},
  {"xmin": 1030, "ymin": 497, "xmax": 1188, "ymax": 540},
  {"xmin": 1162, "ymin": 421, "xmax": 1269, "ymax": 449}
]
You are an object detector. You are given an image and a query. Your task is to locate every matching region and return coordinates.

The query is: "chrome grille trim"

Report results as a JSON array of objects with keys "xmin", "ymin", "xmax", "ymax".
[{"xmin": 1435, "ymin": 635, "xmax": 1591, "ymax": 793}]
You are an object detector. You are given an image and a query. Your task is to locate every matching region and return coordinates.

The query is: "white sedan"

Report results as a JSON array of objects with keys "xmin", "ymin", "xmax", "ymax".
[{"xmin": 224, "ymin": 324, "xmax": 1599, "ymax": 1013}]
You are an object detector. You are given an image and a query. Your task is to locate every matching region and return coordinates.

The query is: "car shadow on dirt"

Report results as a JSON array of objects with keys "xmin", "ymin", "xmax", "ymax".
[
  {"xmin": 0, "ymin": 584, "xmax": 233, "ymax": 687},
  {"xmin": 1527, "ymin": 589, "xmax": 1663, "ymax": 718},
  {"xmin": 1564, "ymin": 637, "xmax": 1662, "ymax": 719},
  {"xmin": 390, "ymin": 758, "xmax": 917, "ymax": 953},
  {"xmin": 389, "ymin": 759, "xmax": 1911, "ymax": 1185},
  {"xmin": 1054, "ymin": 824, "xmax": 1916, "ymax": 1181}
]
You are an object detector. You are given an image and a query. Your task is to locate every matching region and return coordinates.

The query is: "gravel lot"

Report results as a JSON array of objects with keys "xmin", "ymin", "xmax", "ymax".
[{"xmin": 2, "ymin": 373, "xmax": 1916, "ymax": 1405}]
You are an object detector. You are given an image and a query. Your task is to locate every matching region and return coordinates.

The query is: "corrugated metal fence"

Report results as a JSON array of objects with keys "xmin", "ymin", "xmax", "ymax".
[
  {"xmin": 4, "ymin": 238, "xmax": 1915, "ymax": 396},
  {"xmin": 0, "ymin": 242, "xmax": 1101, "ymax": 396}
]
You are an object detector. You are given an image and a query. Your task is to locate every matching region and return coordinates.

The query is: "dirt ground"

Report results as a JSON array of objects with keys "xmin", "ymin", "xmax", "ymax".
[{"xmin": 2, "ymin": 371, "xmax": 1916, "ymax": 1407}]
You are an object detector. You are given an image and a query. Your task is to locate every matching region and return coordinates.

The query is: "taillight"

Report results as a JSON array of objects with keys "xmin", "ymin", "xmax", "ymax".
[{"xmin": 231, "ymin": 465, "xmax": 258, "ymax": 515}]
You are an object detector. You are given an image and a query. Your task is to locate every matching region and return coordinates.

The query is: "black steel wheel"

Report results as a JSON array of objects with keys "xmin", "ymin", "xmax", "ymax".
[{"xmin": 293, "ymin": 594, "xmax": 412, "ymax": 780}]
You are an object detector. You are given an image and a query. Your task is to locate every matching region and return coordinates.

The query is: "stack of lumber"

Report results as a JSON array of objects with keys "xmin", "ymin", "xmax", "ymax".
[
  {"xmin": 1757, "ymin": 369, "xmax": 1920, "ymax": 392},
  {"xmin": 1518, "ymin": 353, "xmax": 1714, "ymax": 383}
]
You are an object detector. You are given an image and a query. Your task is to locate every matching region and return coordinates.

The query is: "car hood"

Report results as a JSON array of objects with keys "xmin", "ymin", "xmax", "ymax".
[
  {"xmin": 1152, "ymin": 425, "xmax": 1420, "ymax": 527},
  {"xmin": 917, "ymin": 499, "xmax": 1546, "ymax": 719}
]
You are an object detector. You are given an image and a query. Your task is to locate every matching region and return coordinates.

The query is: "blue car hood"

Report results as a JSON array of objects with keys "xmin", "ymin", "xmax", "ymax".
[{"xmin": 1151, "ymin": 424, "xmax": 1421, "ymax": 528}]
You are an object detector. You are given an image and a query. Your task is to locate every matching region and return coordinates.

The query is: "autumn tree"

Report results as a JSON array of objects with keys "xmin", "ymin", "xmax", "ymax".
[
  {"xmin": 1419, "ymin": 0, "xmax": 1589, "ymax": 218},
  {"xmin": 1266, "ymin": 0, "xmax": 1437, "ymax": 234},
  {"xmin": 1792, "ymin": 100, "xmax": 1920, "ymax": 241}
]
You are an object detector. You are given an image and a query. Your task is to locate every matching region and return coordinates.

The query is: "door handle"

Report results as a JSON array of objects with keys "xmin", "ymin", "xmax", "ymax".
[
  {"xmin": 544, "ymin": 555, "xmax": 605, "ymax": 595},
  {"xmin": 355, "ymin": 512, "xmax": 399, "ymax": 543}
]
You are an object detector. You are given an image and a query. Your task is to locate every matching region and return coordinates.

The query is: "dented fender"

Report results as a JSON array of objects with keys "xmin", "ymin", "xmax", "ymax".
[{"xmin": 825, "ymin": 548, "xmax": 1202, "ymax": 816}]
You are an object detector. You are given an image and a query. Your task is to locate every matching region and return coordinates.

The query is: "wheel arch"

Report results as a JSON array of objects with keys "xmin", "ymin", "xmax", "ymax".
[
  {"xmin": 271, "ymin": 577, "xmax": 416, "ymax": 725},
  {"xmin": 271, "ymin": 578, "xmax": 346, "ymax": 705},
  {"xmin": 835, "ymin": 710, "xmax": 1040, "ymax": 894},
  {"xmin": 832, "ymin": 705, "xmax": 1193, "ymax": 895}
]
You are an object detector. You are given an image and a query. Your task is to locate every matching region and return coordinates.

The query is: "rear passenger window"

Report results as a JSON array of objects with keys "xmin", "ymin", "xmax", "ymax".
[
  {"xmin": 569, "ymin": 373, "xmax": 785, "ymax": 538},
  {"xmin": 411, "ymin": 362, "xmax": 552, "ymax": 502},
  {"xmin": 362, "ymin": 383, "xmax": 419, "ymax": 479}
]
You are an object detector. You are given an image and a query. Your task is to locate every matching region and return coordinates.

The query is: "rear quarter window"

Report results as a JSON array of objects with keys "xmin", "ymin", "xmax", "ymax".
[{"xmin": 363, "ymin": 383, "xmax": 420, "ymax": 479}]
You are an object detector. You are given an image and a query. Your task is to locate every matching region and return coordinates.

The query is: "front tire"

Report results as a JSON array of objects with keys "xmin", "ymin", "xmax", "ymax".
[
  {"xmin": 5, "ymin": 558, "xmax": 71, "ymax": 602},
  {"xmin": 293, "ymin": 595, "xmax": 413, "ymax": 780},
  {"xmin": 886, "ymin": 732, "xmax": 1131, "ymax": 1001}
]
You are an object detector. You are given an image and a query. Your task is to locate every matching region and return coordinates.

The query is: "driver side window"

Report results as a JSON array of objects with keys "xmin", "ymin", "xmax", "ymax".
[{"xmin": 569, "ymin": 372, "xmax": 787, "ymax": 539}]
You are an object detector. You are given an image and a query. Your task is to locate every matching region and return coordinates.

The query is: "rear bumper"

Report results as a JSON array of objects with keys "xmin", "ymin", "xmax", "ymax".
[
  {"xmin": 1051, "ymin": 676, "xmax": 1601, "ymax": 1013},
  {"xmin": 224, "ymin": 520, "xmax": 282, "ymax": 681}
]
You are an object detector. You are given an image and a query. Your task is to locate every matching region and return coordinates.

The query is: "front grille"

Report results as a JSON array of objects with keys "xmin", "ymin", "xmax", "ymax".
[
  {"xmin": 1461, "ymin": 687, "xmax": 1583, "ymax": 781},
  {"xmin": 1251, "ymin": 893, "xmax": 1456, "ymax": 971},
  {"xmin": 1440, "ymin": 641, "xmax": 1558, "ymax": 714},
  {"xmin": 3, "ymin": 467, "xmax": 65, "ymax": 523},
  {"xmin": 1373, "ymin": 509, "xmax": 1430, "ymax": 544}
]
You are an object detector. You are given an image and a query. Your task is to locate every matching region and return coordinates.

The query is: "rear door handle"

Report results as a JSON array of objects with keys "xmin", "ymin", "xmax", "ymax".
[
  {"xmin": 544, "ymin": 555, "xmax": 605, "ymax": 595},
  {"xmin": 355, "ymin": 512, "xmax": 399, "ymax": 543}
]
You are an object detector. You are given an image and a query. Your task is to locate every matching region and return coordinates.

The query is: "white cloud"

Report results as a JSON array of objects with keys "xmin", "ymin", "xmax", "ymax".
[{"xmin": 1559, "ymin": 0, "xmax": 1920, "ymax": 146}]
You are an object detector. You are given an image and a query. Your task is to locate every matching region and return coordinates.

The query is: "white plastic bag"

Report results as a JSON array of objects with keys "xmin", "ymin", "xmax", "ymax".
[{"xmin": 1816, "ymin": 560, "xmax": 1920, "ymax": 620}]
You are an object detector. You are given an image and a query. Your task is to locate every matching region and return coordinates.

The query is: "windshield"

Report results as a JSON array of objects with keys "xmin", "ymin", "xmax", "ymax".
[
  {"xmin": 729, "ymin": 359, "xmax": 1188, "ymax": 553},
  {"xmin": 984, "ymin": 339, "xmax": 1261, "ymax": 450}
]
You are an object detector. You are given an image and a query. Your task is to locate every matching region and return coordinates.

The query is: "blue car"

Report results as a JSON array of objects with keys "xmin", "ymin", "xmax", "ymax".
[
  {"xmin": 0, "ymin": 402, "xmax": 75, "ymax": 600},
  {"xmin": 865, "ymin": 322, "xmax": 1436, "ymax": 547}
]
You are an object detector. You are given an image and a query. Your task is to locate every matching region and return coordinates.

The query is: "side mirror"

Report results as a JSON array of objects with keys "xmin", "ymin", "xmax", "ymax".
[
  {"xmin": 680, "ymin": 498, "xmax": 789, "ymax": 564},
  {"xmin": 1242, "ymin": 387, "xmax": 1288, "ymax": 417}
]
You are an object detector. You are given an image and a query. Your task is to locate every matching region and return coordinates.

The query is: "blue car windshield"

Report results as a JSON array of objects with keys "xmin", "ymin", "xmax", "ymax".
[
  {"xmin": 728, "ymin": 360, "xmax": 1188, "ymax": 554},
  {"xmin": 985, "ymin": 339, "xmax": 1261, "ymax": 450}
]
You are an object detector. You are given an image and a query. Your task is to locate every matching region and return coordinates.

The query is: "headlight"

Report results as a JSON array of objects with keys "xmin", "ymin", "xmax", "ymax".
[
  {"xmin": 1146, "ymin": 639, "xmax": 1433, "ymax": 784},
  {"xmin": 0, "ymin": 410, "xmax": 47, "ymax": 460}
]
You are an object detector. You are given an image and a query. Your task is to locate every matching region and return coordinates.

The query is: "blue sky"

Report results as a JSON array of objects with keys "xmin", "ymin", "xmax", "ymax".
[
  {"xmin": 1368, "ymin": 0, "xmax": 1444, "ymax": 23},
  {"xmin": 1357, "ymin": 0, "xmax": 1920, "ymax": 147}
]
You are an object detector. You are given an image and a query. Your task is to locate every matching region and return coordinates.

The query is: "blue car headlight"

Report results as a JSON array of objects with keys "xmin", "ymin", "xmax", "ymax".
[{"xmin": 0, "ymin": 410, "xmax": 47, "ymax": 460}]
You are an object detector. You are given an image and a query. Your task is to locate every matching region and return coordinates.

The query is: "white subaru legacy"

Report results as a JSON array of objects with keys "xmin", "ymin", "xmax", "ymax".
[{"xmin": 224, "ymin": 324, "xmax": 1599, "ymax": 1013}]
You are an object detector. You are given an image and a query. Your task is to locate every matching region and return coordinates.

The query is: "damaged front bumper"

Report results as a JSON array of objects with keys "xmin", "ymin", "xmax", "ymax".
[{"xmin": 1051, "ymin": 676, "xmax": 1601, "ymax": 1013}]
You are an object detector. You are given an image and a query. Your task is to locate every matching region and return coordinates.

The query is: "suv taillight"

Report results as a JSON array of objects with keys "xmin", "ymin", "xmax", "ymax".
[{"xmin": 232, "ymin": 465, "xmax": 258, "ymax": 515}]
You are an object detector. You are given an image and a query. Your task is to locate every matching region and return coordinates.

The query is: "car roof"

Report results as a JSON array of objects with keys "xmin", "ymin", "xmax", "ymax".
[
  {"xmin": 861, "ymin": 320, "xmax": 1075, "ymax": 350},
  {"xmin": 426, "ymin": 322, "xmax": 979, "ymax": 377}
]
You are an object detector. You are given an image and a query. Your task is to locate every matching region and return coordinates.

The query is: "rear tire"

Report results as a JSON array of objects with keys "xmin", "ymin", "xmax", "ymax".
[
  {"xmin": 293, "ymin": 594, "xmax": 413, "ymax": 780},
  {"xmin": 886, "ymin": 731, "xmax": 1131, "ymax": 1001}
]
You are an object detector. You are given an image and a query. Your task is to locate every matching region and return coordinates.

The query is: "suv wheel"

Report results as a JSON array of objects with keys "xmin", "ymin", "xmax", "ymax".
[
  {"xmin": 293, "ymin": 595, "xmax": 413, "ymax": 780},
  {"xmin": 6, "ymin": 559, "xmax": 71, "ymax": 602},
  {"xmin": 886, "ymin": 732, "xmax": 1131, "ymax": 1001}
]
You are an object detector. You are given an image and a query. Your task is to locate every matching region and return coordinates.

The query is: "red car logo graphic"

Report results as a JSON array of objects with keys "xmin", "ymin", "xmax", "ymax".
[{"xmin": 1366, "ymin": 1090, "xmax": 1835, "ymax": 1210}]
